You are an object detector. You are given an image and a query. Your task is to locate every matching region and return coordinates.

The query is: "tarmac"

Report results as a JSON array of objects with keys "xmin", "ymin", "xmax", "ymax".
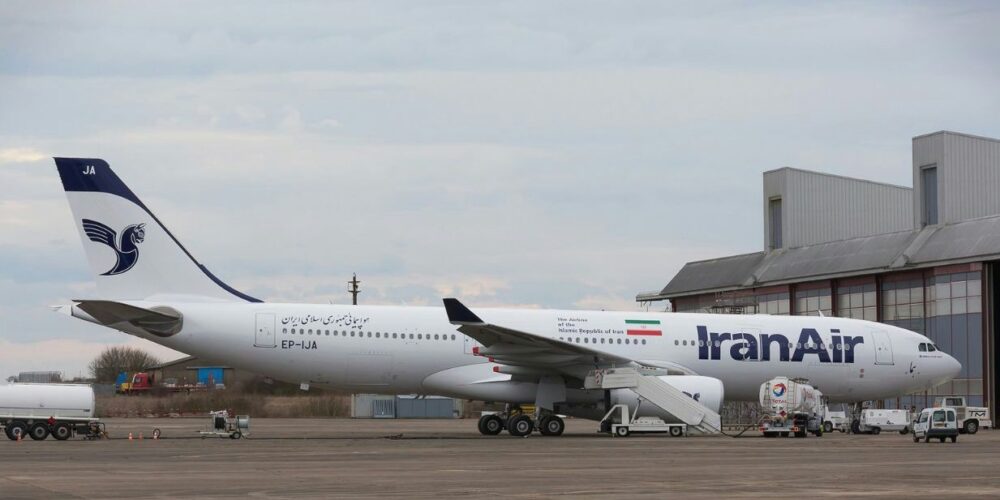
[{"xmin": 2, "ymin": 418, "xmax": 1000, "ymax": 499}]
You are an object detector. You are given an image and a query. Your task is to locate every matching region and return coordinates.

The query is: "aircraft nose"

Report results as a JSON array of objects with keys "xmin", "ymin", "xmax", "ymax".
[
  {"xmin": 931, "ymin": 353, "xmax": 962, "ymax": 387},
  {"xmin": 945, "ymin": 354, "xmax": 962, "ymax": 379}
]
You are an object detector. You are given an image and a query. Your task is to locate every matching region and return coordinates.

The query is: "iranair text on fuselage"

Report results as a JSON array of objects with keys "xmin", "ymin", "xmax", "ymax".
[{"xmin": 697, "ymin": 325, "xmax": 865, "ymax": 363}]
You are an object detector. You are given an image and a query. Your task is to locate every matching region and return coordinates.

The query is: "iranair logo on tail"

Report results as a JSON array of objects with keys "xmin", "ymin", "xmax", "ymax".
[{"xmin": 81, "ymin": 219, "xmax": 146, "ymax": 275}]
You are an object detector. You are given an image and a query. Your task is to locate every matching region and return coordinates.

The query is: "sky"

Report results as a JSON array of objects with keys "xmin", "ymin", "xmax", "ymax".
[{"xmin": 1, "ymin": 1, "xmax": 998, "ymax": 378}]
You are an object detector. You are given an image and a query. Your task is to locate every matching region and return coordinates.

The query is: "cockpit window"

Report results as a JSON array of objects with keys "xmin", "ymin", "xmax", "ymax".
[
  {"xmin": 919, "ymin": 343, "xmax": 927, "ymax": 352},
  {"xmin": 929, "ymin": 344, "xmax": 937, "ymax": 352}
]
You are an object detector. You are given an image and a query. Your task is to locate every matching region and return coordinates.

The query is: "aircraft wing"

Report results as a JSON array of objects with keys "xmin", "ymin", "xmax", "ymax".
[{"xmin": 443, "ymin": 298, "xmax": 637, "ymax": 379}]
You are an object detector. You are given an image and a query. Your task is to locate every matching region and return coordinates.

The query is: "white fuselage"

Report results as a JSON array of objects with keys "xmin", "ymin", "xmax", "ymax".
[{"xmin": 86, "ymin": 301, "xmax": 959, "ymax": 405}]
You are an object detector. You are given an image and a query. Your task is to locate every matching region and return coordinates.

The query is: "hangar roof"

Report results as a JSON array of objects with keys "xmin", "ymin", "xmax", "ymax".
[{"xmin": 640, "ymin": 214, "xmax": 1000, "ymax": 301}]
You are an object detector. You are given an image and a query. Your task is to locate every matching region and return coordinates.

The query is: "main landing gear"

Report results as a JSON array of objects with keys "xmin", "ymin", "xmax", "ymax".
[{"xmin": 477, "ymin": 406, "xmax": 565, "ymax": 437}]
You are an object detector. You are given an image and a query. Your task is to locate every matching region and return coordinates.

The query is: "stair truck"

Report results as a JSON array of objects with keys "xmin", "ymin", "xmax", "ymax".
[
  {"xmin": 1, "ymin": 383, "xmax": 100, "ymax": 440},
  {"xmin": 759, "ymin": 377, "xmax": 825, "ymax": 438}
]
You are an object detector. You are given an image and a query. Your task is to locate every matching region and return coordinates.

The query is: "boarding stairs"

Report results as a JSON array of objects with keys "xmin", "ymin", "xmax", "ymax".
[{"xmin": 585, "ymin": 367, "xmax": 722, "ymax": 435}]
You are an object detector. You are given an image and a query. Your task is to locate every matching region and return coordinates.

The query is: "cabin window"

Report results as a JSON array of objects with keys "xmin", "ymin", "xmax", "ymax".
[{"xmin": 641, "ymin": 339, "xmax": 647, "ymax": 345}]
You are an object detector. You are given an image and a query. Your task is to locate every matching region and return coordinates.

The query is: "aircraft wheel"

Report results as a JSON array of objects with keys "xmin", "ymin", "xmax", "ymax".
[
  {"xmin": 478, "ymin": 414, "xmax": 504, "ymax": 436},
  {"xmin": 823, "ymin": 422, "xmax": 833, "ymax": 433},
  {"xmin": 850, "ymin": 420, "xmax": 861, "ymax": 434},
  {"xmin": 28, "ymin": 422, "xmax": 50, "ymax": 441},
  {"xmin": 964, "ymin": 420, "xmax": 979, "ymax": 435},
  {"xmin": 507, "ymin": 414, "xmax": 534, "ymax": 437},
  {"xmin": 615, "ymin": 426, "xmax": 630, "ymax": 437},
  {"xmin": 51, "ymin": 423, "xmax": 73, "ymax": 441},
  {"xmin": 539, "ymin": 416, "xmax": 565, "ymax": 436},
  {"xmin": 669, "ymin": 426, "xmax": 683, "ymax": 438}
]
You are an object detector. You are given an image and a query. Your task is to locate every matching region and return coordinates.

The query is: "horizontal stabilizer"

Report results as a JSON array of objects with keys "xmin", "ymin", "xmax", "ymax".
[{"xmin": 74, "ymin": 300, "xmax": 183, "ymax": 337}]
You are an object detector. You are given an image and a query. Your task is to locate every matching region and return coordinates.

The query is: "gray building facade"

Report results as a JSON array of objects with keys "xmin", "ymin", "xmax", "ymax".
[{"xmin": 639, "ymin": 131, "xmax": 1000, "ymax": 422}]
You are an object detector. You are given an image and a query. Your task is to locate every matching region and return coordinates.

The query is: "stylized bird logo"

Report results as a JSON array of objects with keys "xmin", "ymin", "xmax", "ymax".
[{"xmin": 81, "ymin": 219, "xmax": 146, "ymax": 275}]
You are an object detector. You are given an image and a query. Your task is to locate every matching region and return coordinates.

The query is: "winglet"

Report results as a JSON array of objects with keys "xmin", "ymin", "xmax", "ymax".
[{"xmin": 443, "ymin": 298, "xmax": 484, "ymax": 325}]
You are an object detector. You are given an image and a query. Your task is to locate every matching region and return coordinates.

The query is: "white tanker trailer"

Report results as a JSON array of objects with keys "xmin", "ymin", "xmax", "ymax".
[
  {"xmin": 759, "ymin": 376, "xmax": 826, "ymax": 438},
  {"xmin": 1, "ymin": 383, "xmax": 99, "ymax": 441}
]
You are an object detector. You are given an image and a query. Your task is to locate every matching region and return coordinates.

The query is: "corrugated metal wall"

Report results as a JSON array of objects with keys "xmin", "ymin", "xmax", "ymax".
[
  {"xmin": 913, "ymin": 132, "xmax": 1000, "ymax": 225},
  {"xmin": 763, "ymin": 168, "xmax": 912, "ymax": 250}
]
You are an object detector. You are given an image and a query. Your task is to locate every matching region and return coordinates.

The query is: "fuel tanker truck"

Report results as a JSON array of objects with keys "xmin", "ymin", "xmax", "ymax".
[
  {"xmin": 1, "ymin": 383, "xmax": 99, "ymax": 441},
  {"xmin": 759, "ymin": 376, "xmax": 826, "ymax": 438}
]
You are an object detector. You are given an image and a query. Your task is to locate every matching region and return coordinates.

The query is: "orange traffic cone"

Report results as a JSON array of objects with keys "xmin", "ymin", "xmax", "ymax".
[{"xmin": 128, "ymin": 432, "xmax": 133, "ymax": 441}]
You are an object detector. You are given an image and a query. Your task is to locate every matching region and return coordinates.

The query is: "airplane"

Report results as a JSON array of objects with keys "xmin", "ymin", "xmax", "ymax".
[{"xmin": 53, "ymin": 157, "xmax": 961, "ymax": 436}]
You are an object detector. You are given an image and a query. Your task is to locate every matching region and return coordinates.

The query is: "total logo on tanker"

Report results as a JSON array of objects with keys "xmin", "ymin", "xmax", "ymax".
[{"xmin": 772, "ymin": 383, "xmax": 787, "ymax": 399}]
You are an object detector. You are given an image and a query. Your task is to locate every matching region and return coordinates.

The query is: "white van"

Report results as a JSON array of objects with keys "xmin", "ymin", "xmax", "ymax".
[
  {"xmin": 912, "ymin": 407, "xmax": 958, "ymax": 443},
  {"xmin": 858, "ymin": 409, "xmax": 911, "ymax": 434}
]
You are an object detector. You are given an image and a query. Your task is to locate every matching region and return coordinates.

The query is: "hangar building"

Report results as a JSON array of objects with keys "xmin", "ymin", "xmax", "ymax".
[{"xmin": 638, "ymin": 130, "xmax": 1000, "ymax": 421}]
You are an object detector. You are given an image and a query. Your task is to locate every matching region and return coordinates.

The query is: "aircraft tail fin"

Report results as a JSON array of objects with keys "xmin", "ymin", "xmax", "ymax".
[{"xmin": 55, "ymin": 158, "xmax": 261, "ymax": 303}]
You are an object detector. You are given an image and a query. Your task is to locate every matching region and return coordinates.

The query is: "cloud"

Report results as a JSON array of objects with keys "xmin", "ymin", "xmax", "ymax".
[{"xmin": 0, "ymin": 147, "xmax": 47, "ymax": 164}]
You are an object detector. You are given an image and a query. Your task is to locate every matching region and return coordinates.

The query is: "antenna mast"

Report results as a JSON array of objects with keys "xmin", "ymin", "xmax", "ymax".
[{"xmin": 348, "ymin": 273, "xmax": 361, "ymax": 305}]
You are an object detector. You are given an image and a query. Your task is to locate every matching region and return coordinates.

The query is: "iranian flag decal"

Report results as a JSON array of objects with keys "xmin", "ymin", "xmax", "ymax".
[{"xmin": 626, "ymin": 319, "xmax": 662, "ymax": 336}]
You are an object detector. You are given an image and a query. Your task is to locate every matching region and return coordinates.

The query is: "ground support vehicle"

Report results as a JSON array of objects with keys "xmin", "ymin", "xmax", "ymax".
[
  {"xmin": 823, "ymin": 408, "xmax": 849, "ymax": 433},
  {"xmin": 198, "ymin": 409, "xmax": 250, "ymax": 439},
  {"xmin": 600, "ymin": 403, "xmax": 687, "ymax": 437},
  {"xmin": 759, "ymin": 377, "xmax": 825, "ymax": 438},
  {"xmin": 1, "ymin": 383, "xmax": 99, "ymax": 441},
  {"xmin": 913, "ymin": 407, "xmax": 958, "ymax": 443},
  {"xmin": 934, "ymin": 396, "xmax": 991, "ymax": 434},
  {"xmin": 857, "ymin": 409, "xmax": 912, "ymax": 435}
]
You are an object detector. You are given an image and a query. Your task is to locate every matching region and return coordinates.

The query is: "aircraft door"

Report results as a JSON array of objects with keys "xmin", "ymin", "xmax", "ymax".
[
  {"xmin": 871, "ymin": 330, "xmax": 894, "ymax": 365},
  {"xmin": 255, "ymin": 313, "xmax": 276, "ymax": 348}
]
